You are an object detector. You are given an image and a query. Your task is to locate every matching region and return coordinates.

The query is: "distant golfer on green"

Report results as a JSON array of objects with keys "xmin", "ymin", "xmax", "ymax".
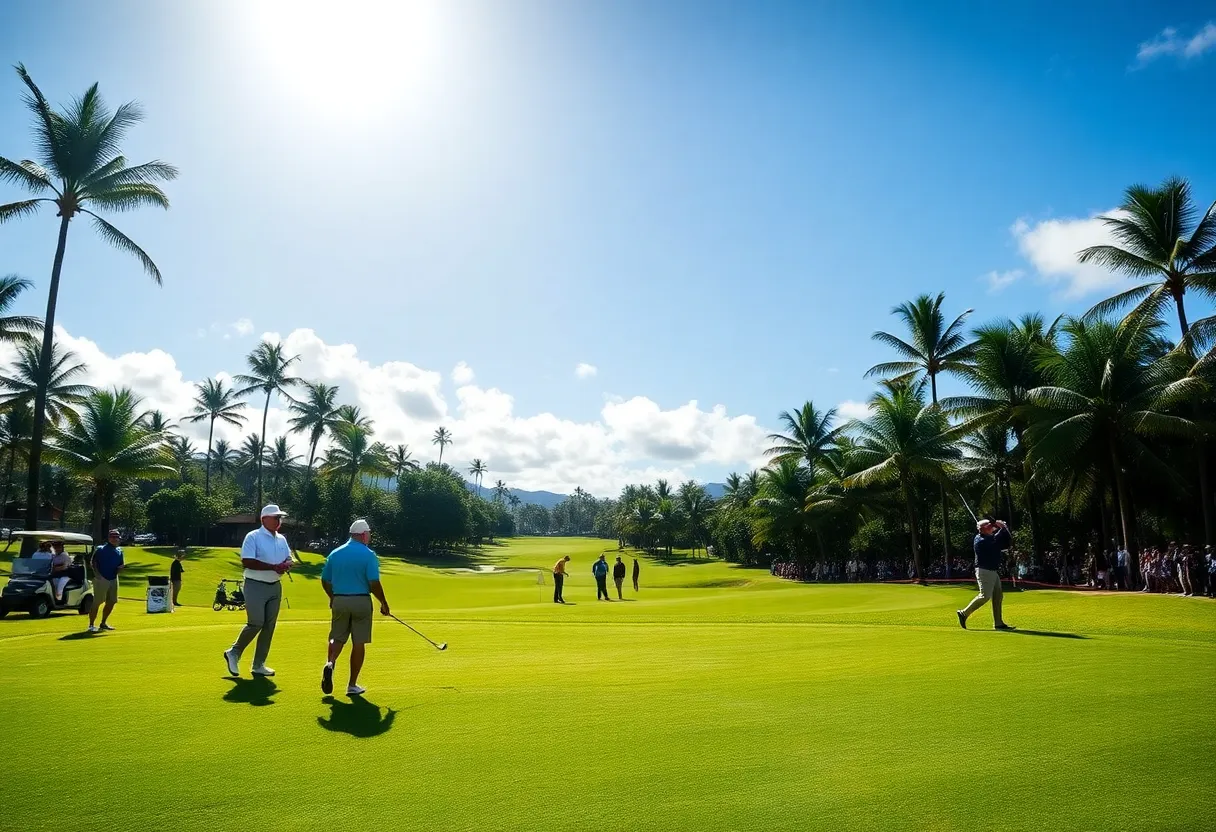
[
  {"xmin": 553, "ymin": 555, "xmax": 569, "ymax": 603},
  {"xmin": 957, "ymin": 517, "xmax": 1015, "ymax": 630},
  {"xmin": 320, "ymin": 519, "xmax": 390, "ymax": 697},
  {"xmin": 593, "ymin": 554, "xmax": 611, "ymax": 601}
]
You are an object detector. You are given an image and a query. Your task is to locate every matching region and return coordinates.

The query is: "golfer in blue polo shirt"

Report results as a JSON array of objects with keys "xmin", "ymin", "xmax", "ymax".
[
  {"xmin": 88, "ymin": 530, "xmax": 127, "ymax": 633},
  {"xmin": 320, "ymin": 519, "xmax": 390, "ymax": 696}
]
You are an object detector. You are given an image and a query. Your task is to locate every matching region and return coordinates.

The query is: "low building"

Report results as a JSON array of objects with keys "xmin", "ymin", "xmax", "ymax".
[{"xmin": 208, "ymin": 513, "xmax": 301, "ymax": 548}]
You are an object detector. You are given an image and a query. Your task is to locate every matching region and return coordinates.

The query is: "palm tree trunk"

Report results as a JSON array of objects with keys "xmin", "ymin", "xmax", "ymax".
[
  {"xmin": 438, "ymin": 443, "xmax": 445, "ymax": 465},
  {"xmin": 22, "ymin": 214, "xmax": 72, "ymax": 551},
  {"xmin": 91, "ymin": 482, "xmax": 105, "ymax": 542},
  {"xmin": 257, "ymin": 390, "xmax": 270, "ymax": 509},
  {"xmin": 205, "ymin": 416, "xmax": 215, "ymax": 496},
  {"xmin": 1173, "ymin": 293, "xmax": 1214, "ymax": 543},
  {"xmin": 904, "ymin": 486, "xmax": 922, "ymax": 583},
  {"xmin": 928, "ymin": 373, "xmax": 952, "ymax": 575},
  {"xmin": 1109, "ymin": 439, "xmax": 1138, "ymax": 567},
  {"xmin": 0, "ymin": 447, "xmax": 15, "ymax": 523}
]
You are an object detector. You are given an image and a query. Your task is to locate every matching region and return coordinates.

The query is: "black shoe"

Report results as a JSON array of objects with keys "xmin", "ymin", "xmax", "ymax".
[
  {"xmin": 956, "ymin": 610, "xmax": 967, "ymax": 630},
  {"xmin": 321, "ymin": 662, "xmax": 334, "ymax": 695},
  {"xmin": 994, "ymin": 623, "xmax": 1016, "ymax": 631}
]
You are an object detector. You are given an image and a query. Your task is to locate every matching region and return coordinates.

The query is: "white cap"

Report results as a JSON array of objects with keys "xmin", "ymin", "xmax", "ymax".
[
  {"xmin": 349, "ymin": 518, "xmax": 371, "ymax": 535},
  {"xmin": 260, "ymin": 504, "xmax": 288, "ymax": 519}
]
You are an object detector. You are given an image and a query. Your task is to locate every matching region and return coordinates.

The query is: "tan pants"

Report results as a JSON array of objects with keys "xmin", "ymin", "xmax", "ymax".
[{"xmin": 961, "ymin": 568, "xmax": 1004, "ymax": 626}]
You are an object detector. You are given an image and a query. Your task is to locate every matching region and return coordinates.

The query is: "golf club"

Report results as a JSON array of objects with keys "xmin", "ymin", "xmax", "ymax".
[
  {"xmin": 955, "ymin": 489, "xmax": 979, "ymax": 525},
  {"xmin": 389, "ymin": 613, "xmax": 447, "ymax": 651}
]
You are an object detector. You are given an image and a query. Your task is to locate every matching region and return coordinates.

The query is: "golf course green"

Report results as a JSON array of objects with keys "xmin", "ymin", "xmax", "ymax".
[{"xmin": 1, "ymin": 536, "xmax": 1212, "ymax": 831}]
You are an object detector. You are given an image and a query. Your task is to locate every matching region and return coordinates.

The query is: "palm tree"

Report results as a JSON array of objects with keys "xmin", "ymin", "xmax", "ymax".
[
  {"xmin": 765, "ymin": 401, "xmax": 840, "ymax": 467},
  {"xmin": 287, "ymin": 381, "xmax": 339, "ymax": 480},
  {"xmin": 493, "ymin": 479, "xmax": 509, "ymax": 503},
  {"xmin": 1023, "ymin": 314, "xmax": 1198, "ymax": 566},
  {"xmin": 0, "ymin": 403, "xmax": 33, "ymax": 518},
  {"xmin": 0, "ymin": 343, "xmax": 91, "ymax": 424},
  {"xmin": 210, "ymin": 438, "xmax": 237, "ymax": 483},
  {"xmin": 845, "ymin": 380, "xmax": 962, "ymax": 581},
  {"xmin": 333, "ymin": 404, "xmax": 372, "ymax": 429},
  {"xmin": 507, "ymin": 493, "xmax": 522, "ymax": 531},
  {"xmin": 432, "ymin": 426, "xmax": 452, "ymax": 463},
  {"xmin": 268, "ymin": 436, "xmax": 300, "ymax": 494},
  {"xmin": 45, "ymin": 388, "xmax": 173, "ymax": 539},
  {"xmin": 1080, "ymin": 177, "xmax": 1216, "ymax": 339},
  {"xmin": 0, "ymin": 65, "xmax": 177, "ymax": 547},
  {"xmin": 165, "ymin": 435, "xmax": 198, "ymax": 483},
  {"xmin": 678, "ymin": 480, "xmax": 711, "ymax": 556},
  {"xmin": 752, "ymin": 458, "xmax": 814, "ymax": 561},
  {"xmin": 324, "ymin": 422, "xmax": 389, "ymax": 502},
  {"xmin": 0, "ymin": 275, "xmax": 40, "ymax": 345},
  {"xmin": 140, "ymin": 409, "xmax": 174, "ymax": 434},
  {"xmin": 235, "ymin": 340, "xmax": 300, "ymax": 510},
  {"xmin": 186, "ymin": 378, "xmax": 246, "ymax": 496},
  {"xmin": 389, "ymin": 444, "xmax": 418, "ymax": 483},
  {"xmin": 868, "ymin": 292, "xmax": 973, "ymax": 571},
  {"xmin": 468, "ymin": 458, "xmax": 488, "ymax": 497}
]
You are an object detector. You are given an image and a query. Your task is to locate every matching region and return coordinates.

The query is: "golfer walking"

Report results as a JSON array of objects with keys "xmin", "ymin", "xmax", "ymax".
[
  {"xmin": 632, "ymin": 557, "xmax": 640, "ymax": 592},
  {"xmin": 88, "ymin": 530, "xmax": 126, "ymax": 633},
  {"xmin": 593, "ymin": 554, "xmax": 611, "ymax": 601},
  {"xmin": 224, "ymin": 505, "xmax": 293, "ymax": 677},
  {"xmin": 613, "ymin": 556, "xmax": 626, "ymax": 599},
  {"xmin": 320, "ymin": 519, "xmax": 390, "ymax": 697},
  {"xmin": 553, "ymin": 555, "xmax": 570, "ymax": 603},
  {"xmin": 957, "ymin": 517, "xmax": 1015, "ymax": 630}
]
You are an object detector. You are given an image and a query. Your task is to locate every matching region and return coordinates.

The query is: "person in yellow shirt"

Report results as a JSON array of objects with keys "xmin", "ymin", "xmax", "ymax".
[{"xmin": 552, "ymin": 555, "xmax": 570, "ymax": 604}]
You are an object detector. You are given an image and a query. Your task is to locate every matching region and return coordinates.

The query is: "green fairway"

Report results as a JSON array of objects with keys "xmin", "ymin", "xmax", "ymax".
[{"xmin": 1, "ymin": 536, "xmax": 1213, "ymax": 831}]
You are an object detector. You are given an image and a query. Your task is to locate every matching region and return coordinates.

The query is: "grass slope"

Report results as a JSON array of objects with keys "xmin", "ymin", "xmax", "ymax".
[{"xmin": 1, "ymin": 536, "xmax": 1213, "ymax": 831}]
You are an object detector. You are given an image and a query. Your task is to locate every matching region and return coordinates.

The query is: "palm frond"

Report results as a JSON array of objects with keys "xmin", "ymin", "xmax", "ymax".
[
  {"xmin": 82, "ymin": 211, "xmax": 163, "ymax": 284},
  {"xmin": 0, "ymin": 155, "xmax": 53, "ymax": 192},
  {"xmin": 0, "ymin": 199, "xmax": 47, "ymax": 223}
]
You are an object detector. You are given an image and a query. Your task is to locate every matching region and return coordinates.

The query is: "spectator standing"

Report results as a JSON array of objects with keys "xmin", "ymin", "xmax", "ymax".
[
  {"xmin": 170, "ymin": 552, "xmax": 184, "ymax": 606},
  {"xmin": 632, "ymin": 557, "xmax": 640, "ymax": 592},
  {"xmin": 593, "ymin": 554, "xmax": 611, "ymax": 601},
  {"xmin": 612, "ymin": 556, "xmax": 626, "ymax": 599},
  {"xmin": 1113, "ymin": 545, "xmax": 1129, "ymax": 591}
]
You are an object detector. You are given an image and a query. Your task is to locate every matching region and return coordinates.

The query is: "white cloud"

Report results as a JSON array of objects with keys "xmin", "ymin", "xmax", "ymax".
[
  {"xmin": 1009, "ymin": 213, "xmax": 1125, "ymax": 299},
  {"xmin": 6, "ymin": 326, "xmax": 773, "ymax": 495},
  {"xmin": 983, "ymin": 269, "xmax": 1024, "ymax": 293},
  {"xmin": 231, "ymin": 318, "xmax": 254, "ymax": 337},
  {"xmin": 575, "ymin": 362, "xmax": 598, "ymax": 379},
  {"xmin": 1136, "ymin": 23, "xmax": 1216, "ymax": 65},
  {"xmin": 836, "ymin": 400, "xmax": 873, "ymax": 422},
  {"xmin": 451, "ymin": 361, "xmax": 475, "ymax": 385},
  {"xmin": 198, "ymin": 318, "xmax": 256, "ymax": 341}
]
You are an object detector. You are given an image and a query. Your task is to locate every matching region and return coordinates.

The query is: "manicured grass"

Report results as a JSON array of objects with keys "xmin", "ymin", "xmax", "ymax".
[{"xmin": 1, "ymin": 536, "xmax": 1213, "ymax": 831}]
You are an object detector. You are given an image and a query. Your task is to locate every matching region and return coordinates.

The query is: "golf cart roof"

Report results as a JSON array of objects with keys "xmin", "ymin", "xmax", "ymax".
[{"xmin": 8, "ymin": 531, "xmax": 94, "ymax": 544}]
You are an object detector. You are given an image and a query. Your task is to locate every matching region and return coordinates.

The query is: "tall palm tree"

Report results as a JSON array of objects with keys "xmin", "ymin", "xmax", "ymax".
[
  {"xmin": 333, "ymin": 404, "xmax": 372, "ymax": 429},
  {"xmin": 0, "ymin": 343, "xmax": 91, "ymax": 424},
  {"xmin": 389, "ymin": 444, "xmax": 418, "ymax": 482},
  {"xmin": 1024, "ymin": 314, "xmax": 1198, "ymax": 565},
  {"xmin": 45, "ymin": 388, "xmax": 173, "ymax": 539},
  {"xmin": 0, "ymin": 402, "xmax": 33, "ymax": 518},
  {"xmin": 868, "ymin": 292, "xmax": 973, "ymax": 570},
  {"xmin": 268, "ymin": 436, "xmax": 300, "ymax": 495},
  {"xmin": 507, "ymin": 493, "xmax": 522, "ymax": 531},
  {"xmin": 140, "ymin": 409, "xmax": 174, "ymax": 434},
  {"xmin": 678, "ymin": 480, "xmax": 712, "ymax": 556},
  {"xmin": 165, "ymin": 434, "xmax": 198, "ymax": 483},
  {"xmin": 0, "ymin": 275, "xmax": 40, "ymax": 345},
  {"xmin": 493, "ymin": 479, "xmax": 509, "ymax": 503},
  {"xmin": 751, "ymin": 459, "xmax": 814, "ymax": 561},
  {"xmin": 845, "ymin": 380, "xmax": 962, "ymax": 581},
  {"xmin": 186, "ymin": 378, "xmax": 247, "ymax": 496},
  {"xmin": 210, "ymin": 438, "xmax": 237, "ymax": 483},
  {"xmin": 287, "ymin": 381, "xmax": 339, "ymax": 480},
  {"xmin": 432, "ymin": 426, "xmax": 452, "ymax": 463},
  {"xmin": 324, "ymin": 422, "xmax": 389, "ymax": 502},
  {"xmin": 468, "ymin": 458, "xmax": 488, "ymax": 497},
  {"xmin": 765, "ymin": 401, "xmax": 840, "ymax": 467},
  {"xmin": 0, "ymin": 65, "xmax": 176, "ymax": 547},
  {"xmin": 235, "ymin": 340, "xmax": 300, "ymax": 510},
  {"xmin": 1080, "ymin": 177, "xmax": 1216, "ymax": 339}
]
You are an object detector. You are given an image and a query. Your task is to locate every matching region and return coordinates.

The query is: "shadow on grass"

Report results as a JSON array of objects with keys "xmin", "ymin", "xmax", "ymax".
[
  {"xmin": 143, "ymin": 546, "xmax": 220, "ymax": 557},
  {"xmin": 317, "ymin": 695, "xmax": 396, "ymax": 737},
  {"xmin": 58, "ymin": 629, "xmax": 98, "ymax": 640},
  {"xmin": 390, "ymin": 548, "xmax": 510, "ymax": 569},
  {"xmin": 1000, "ymin": 629, "xmax": 1088, "ymax": 640},
  {"xmin": 0, "ymin": 611, "xmax": 75, "ymax": 624},
  {"xmin": 223, "ymin": 676, "xmax": 279, "ymax": 707}
]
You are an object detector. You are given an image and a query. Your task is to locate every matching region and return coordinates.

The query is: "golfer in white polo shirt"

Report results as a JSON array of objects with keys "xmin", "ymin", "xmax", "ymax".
[{"xmin": 224, "ymin": 504, "xmax": 293, "ymax": 677}]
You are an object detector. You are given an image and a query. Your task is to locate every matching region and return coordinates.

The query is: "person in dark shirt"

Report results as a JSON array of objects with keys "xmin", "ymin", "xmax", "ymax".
[
  {"xmin": 956, "ymin": 517, "xmax": 1014, "ymax": 630},
  {"xmin": 612, "ymin": 556, "xmax": 626, "ymax": 599},
  {"xmin": 632, "ymin": 558, "xmax": 640, "ymax": 593},
  {"xmin": 170, "ymin": 552, "xmax": 184, "ymax": 607}
]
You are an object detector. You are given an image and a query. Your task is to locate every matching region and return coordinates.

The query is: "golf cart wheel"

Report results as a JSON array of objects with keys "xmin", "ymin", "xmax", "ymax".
[
  {"xmin": 32, "ymin": 595, "xmax": 53, "ymax": 619},
  {"xmin": 213, "ymin": 602, "xmax": 224, "ymax": 611},
  {"xmin": 0, "ymin": 604, "xmax": 7, "ymax": 619},
  {"xmin": 78, "ymin": 595, "xmax": 93, "ymax": 615}
]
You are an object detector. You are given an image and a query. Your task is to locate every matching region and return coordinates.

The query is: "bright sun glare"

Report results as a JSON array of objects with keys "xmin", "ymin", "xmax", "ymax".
[{"xmin": 243, "ymin": 0, "xmax": 446, "ymax": 113}]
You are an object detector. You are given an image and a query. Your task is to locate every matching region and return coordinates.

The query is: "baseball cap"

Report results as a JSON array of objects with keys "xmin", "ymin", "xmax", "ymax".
[
  {"xmin": 349, "ymin": 519, "xmax": 371, "ymax": 535},
  {"xmin": 260, "ymin": 504, "xmax": 288, "ymax": 519}
]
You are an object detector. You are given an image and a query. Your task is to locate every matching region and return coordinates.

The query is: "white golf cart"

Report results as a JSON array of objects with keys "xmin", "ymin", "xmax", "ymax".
[{"xmin": 0, "ymin": 531, "xmax": 96, "ymax": 619}]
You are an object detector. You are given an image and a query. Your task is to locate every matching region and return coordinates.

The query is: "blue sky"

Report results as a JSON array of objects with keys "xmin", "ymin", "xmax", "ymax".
[{"xmin": 0, "ymin": 0, "xmax": 1214, "ymax": 494}]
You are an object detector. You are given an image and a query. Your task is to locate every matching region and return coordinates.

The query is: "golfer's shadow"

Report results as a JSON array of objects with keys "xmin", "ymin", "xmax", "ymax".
[
  {"xmin": 1000, "ymin": 629, "xmax": 1088, "ymax": 640},
  {"xmin": 223, "ymin": 676, "xmax": 279, "ymax": 707},
  {"xmin": 317, "ymin": 695, "xmax": 396, "ymax": 738}
]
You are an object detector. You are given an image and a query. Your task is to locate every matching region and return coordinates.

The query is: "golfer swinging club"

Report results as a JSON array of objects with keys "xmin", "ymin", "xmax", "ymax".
[
  {"xmin": 957, "ymin": 516, "xmax": 1015, "ymax": 630},
  {"xmin": 320, "ymin": 518, "xmax": 390, "ymax": 696},
  {"xmin": 224, "ymin": 504, "xmax": 293, "ymax": 677}
]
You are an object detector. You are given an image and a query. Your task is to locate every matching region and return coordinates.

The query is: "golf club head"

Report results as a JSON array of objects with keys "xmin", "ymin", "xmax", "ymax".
[{"xmin": 437, "ymin": 643, "xmax": 448, "ymax": 651}]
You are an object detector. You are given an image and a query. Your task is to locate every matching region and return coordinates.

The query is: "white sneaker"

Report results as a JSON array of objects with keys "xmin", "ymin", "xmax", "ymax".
[
  {"xmin": 346, "ymin": 684, "xmax": 366, "ymax": 696},
  {"xmin": 87, "ymin": 625, "xmax": 99, "ymax": 634},
  {"xmin": 251, "ymin": 665, "xmax": 275, "ymax": 677},
  {"xmin": 223, "ymin": 649, "xmax": 240, "ymax": 676}
]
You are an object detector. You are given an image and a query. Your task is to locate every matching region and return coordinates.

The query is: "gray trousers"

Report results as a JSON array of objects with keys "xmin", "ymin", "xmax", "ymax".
[{"xmin": 232, "ymin": 579, "xmax": 282, "ymax": 667}]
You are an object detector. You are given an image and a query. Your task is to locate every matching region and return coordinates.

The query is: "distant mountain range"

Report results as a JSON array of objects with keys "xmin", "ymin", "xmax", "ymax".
[{"xmin": 465, "ymin": 482, "xmax": 727, "ymax": 508}]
